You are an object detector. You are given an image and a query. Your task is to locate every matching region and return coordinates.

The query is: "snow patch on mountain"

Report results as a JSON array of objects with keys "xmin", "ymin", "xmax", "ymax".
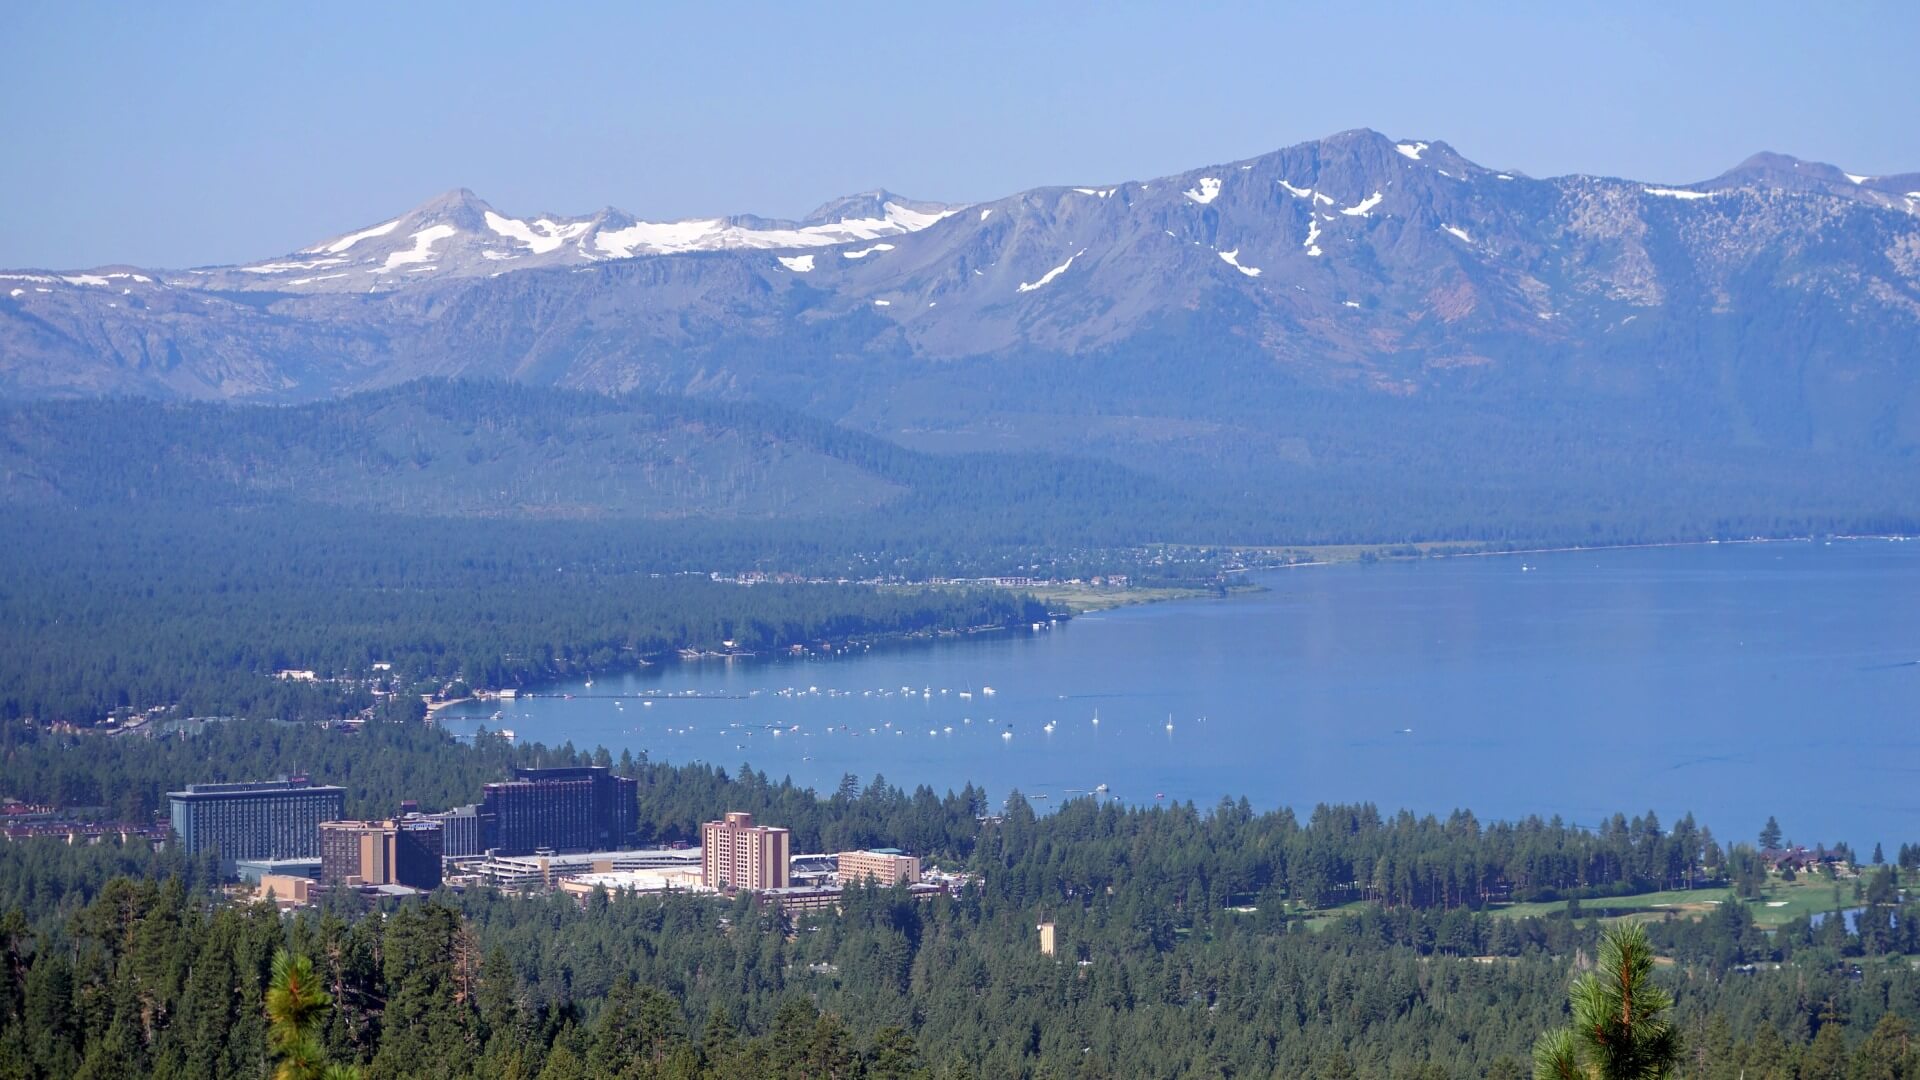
[
  {"xmin": 379, "ymin": 225, "xmax": 459, "ymax": 272},
  {"xmin": 241, "ymin": 257, "xmax": 348, "ymax": 274},
  {"xmin": 1442, "ymin": 224, "xmax": 1472, "ymax": 243},
  {"xmin": 1643, "ymin": 187, "xmax": 1713, "ymax": 200},
  {"xmin": 842, "ymin": 244, "xmax": 895, "ymax": 260},
  {"xmin": 1218, "ymin": 249, "xmax": 1261, "ymax": 277},
  {"xmin": 1184, "ymin": 177, "xmax": 1222, "ymax": 205},
  {"xmin": 1846, "ymin": 173, "xmax": 1871, "ymax": 184},
  {"xmin": 308, "ymin": 219, "xmax": 401, "ymax": 255},
  {"xmin": 590, "ymin": 203, "xmax": 952, "ymax": 259},
  {"xmin": 1341, "ymin": 192, "xmax": 1384, "ymax": 217},
  {"xmin": 1395, "ymin": 142, "xmax": 1429, "ymax": 161},
  {"xmin": 594, "ymin": 220, "xmax": 726, "ymax": 257},
  {"xmin": 778, "ymin": 255, "xmax": 815, "ymax": 272},
  {"xmin": 1303, "ymin": 220, "xmax": 1323, "ymax": 257},
  {"xmin": 1280, "ymin": 180, "xmax": 1335, "ymax": 205},
  {"xmin": 1018, "ymin": 250, "xmax": 1084, "ymax": 292},
  {"xmin": 485, "ymin": 212, "xmax": 590, "ymax": 254}
]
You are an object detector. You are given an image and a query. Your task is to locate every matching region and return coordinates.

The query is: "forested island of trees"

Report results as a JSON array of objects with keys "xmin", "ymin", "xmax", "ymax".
[{"xmin": 2, "ymin": 716, "xmax": 1918, "ymax": 1078}]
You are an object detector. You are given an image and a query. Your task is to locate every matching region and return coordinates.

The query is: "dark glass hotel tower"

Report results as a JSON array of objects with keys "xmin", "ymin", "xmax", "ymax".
[{"xmin": 479, "ymin": 766, "xmax": 637, "ymax": 854}]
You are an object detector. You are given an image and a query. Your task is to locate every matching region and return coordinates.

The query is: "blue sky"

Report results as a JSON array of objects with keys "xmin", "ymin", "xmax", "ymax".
[{"xmin": 3, "ymin": 1, "xmax": 1914, "ymax": 268}]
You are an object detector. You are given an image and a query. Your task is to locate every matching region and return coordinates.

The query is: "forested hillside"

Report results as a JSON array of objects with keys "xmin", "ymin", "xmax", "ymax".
[
  {"xmin": 0, "ymin": 510, "xmax": 1051, "ymax": 723},
  {"xmin": 10, "ymin": 378, "xmax": 1915, "ymax": 550},
  {"xmin": 2, "ymin": 718, "xmax": 1918, "ymax": 1078},
  {"xmin": 0, "ymin": 380, "xmax": 1197, "ymax": 526}
]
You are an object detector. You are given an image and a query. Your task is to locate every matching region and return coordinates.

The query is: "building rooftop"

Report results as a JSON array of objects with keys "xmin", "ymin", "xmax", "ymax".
[
  {"xmin": 169, "ymin": 778, "xmax": 344, "ymax": 798},
  {"xmin": 560, "ymin": 867, "xmax": 710, "ymax": 894}
]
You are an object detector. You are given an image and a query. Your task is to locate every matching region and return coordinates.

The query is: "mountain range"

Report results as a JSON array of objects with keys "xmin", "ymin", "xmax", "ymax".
[{"xmin": 4, "ymin": 129, "xmax": 1918, "ymax": 540}]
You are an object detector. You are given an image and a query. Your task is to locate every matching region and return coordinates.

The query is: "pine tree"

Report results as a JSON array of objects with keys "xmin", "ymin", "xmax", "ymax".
[
  {"xmin": 264, "ymin": 950, "xmax": 360, "ymax": 1080},
  {"xmin": 1850, "ymin": 1013, "xmax": 1914, "ymax": 1080},
  {"xmin": 1759, "ymin": 817, "xmax": 1783, "ymax": 851},
  {"xmin": 866, "ymin": 1025, "xmax": 922, "ymax": 1079},
  {"xmin": 1799, "ymin": 1020, "xmax": 1850, "ymax": 1080},
  {"xmin": 1532, "ymin": 923, "xmax": 1679, "ymax": 1079}
]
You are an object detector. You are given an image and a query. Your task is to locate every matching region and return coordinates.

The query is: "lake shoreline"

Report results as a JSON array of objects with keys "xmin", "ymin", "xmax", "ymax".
[
  {"xmin": 1241, "ymin": 530, "xmax": 1913, "ymax": 569},
  {"xmin": 437, "ymin": 539, "xmax": 1920, "ymax": 846},
  {"xmin": 444, "ymin": 533, "xmax": 1911, "ymax": 704}
]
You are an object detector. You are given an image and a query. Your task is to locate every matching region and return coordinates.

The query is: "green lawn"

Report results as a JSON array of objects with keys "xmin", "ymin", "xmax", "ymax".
[
  {"xmin": 1487, "ymin": 875, "xmax": 1863, "ymax": 929},
  {"xmin": 1020, "ymin": 583, "xmax": 1226, "ymax": 613},
  {"xmin": 1291, "ymin": 873, "xmax": 1877, "ymax": 932}
]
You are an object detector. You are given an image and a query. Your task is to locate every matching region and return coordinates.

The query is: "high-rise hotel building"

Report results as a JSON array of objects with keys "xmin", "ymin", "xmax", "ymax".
[
  {"xmin": 700, "ymin": 812, "xmax": 790, "ymax": 891},
  {"xmin": 480, "ymin": 766, "xmax": 637, "ymax": 855},
  {"xmin": 319, "ymin": 818, "xmax": 444, "ymax": 890},
  {"xmin": 168, "ymin": 779, "xmax": 345, "ymax": 868}
]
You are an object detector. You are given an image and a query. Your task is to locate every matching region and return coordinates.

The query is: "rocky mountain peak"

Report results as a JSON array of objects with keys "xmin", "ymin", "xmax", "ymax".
[{"xmin": 802, "ymin": 189, "xmax": 951, "ymax": 227}]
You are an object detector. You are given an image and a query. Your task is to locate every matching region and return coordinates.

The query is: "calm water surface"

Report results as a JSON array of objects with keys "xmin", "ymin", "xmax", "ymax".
[{"xmin": 440, "ymin": 541, "xmax": 1920, "ymax": 846}]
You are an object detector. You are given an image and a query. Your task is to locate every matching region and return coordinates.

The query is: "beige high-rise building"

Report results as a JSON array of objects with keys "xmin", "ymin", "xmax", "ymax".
[
  {"xmin": 700, "ymin": 812, "xmax": 790, "ymax": 891},
  {"xmin": 837, "ymin": 848, "xmax": 921, "ymax": 886},
  {"xmin": 318, "ymin": 819, "xmax": 443, "ymax": 890}
]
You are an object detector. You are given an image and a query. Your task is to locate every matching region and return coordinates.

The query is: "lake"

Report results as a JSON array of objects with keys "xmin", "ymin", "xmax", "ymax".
[{"xmin": 439, "ymin": 540, "xmax": 1920, "ymax": 847}]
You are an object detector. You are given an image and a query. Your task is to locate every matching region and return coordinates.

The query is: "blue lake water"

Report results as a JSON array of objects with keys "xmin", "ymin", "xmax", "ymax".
[{"xmin": 439, "ymin": 540, "xmax": 1920, "ymax": 847}]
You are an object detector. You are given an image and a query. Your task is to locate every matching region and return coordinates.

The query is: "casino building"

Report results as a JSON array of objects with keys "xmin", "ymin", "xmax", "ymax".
[
  {"xmin": 479, "ymin": 766, "xmax": 637, "ymax": 854},
  {"xmin": 700, "ymin": 811, "xmax": 791, "ymax": 892},
  {"xmin": 167, "ymin": 779, "xmax": 345, "ymax": 869}
]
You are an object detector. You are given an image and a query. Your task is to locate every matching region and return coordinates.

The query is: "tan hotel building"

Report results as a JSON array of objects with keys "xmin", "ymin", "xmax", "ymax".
[
  {"xmin": 837, "ymin": 848, "xmax": 921, "ymax": 886},
  {"xmin": 700, "ymin": 812, "xmax": 790, "ymax": 891}
]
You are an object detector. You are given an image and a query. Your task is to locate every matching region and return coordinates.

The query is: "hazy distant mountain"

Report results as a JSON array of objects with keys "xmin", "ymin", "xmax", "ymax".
[{"xmin": 3, "ymin": 128, "xmax": 1917, "ymax": 537}]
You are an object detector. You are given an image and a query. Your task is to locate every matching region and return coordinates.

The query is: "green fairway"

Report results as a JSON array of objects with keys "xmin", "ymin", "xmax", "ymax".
[
  {"xmin": 1292, "ymin": 873, "xmax": 1880, "ymax": 932},
  {"xmin": 1487, "ymin": 875, "xmax": 1863, "ymax": 929}
]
